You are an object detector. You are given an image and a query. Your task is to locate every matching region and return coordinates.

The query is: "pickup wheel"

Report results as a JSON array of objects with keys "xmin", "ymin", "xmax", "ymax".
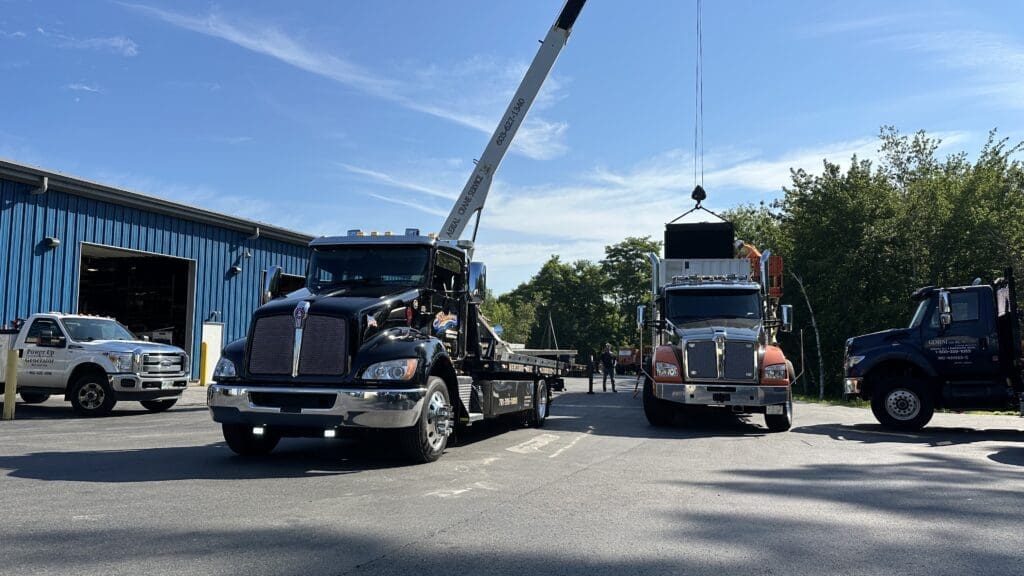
[
  {"xmin": 19, "ymin": 392, "xmax": 51, "ymax": 404},
  {"xmin": 70, "ymin": 375, "xmax": 117, "ymax": 417},
  {"xmin": 140, "ymin": 399, "xmax": 178, "ymax": 413},
  {"xmin": 222, "ymin": 424, "xmax": 280, "ymax": 457},
  {"xmin": 765, "ymin": 396, "xmax": 793, "ymax": 432},
  {"xmin": 527, "ymin": 379, "xmax": 549, "ymax": 428},
  {"xmin": 642, "ymin": 378, "xmax": 674, "ymax": 427},
  {"xmin": 400, "ymin": 377, "xmax": 452, "ymax": 464},
  {"xmin": 871, "ymin": 378, "xmax": 934, "ymax": 431}
]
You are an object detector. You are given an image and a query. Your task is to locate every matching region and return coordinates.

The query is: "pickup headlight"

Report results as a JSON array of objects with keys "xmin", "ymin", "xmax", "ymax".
[
  {"xmin": 213, "ymin": 357, "xmax": 237, "ymax": 380},
  {"xmin": 846, "ymin": 355, "xmax": 865, "ymax": 369},
  {"xmin": 104, "ymin": 352, "xmax": 135, "ymax": 373},
  {"xmin": 362, "ymin": 358, "xmax": 418, "ymax": 381},
  {"xmin": 763, "ymin": 363, "xmax": 788, "ymax": 381},
  {"xmin": 655, "ymin": 361, "xmax": 679, "ymax": 378}
]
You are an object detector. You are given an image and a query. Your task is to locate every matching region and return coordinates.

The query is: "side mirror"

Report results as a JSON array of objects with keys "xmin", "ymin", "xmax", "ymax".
[
  {"xmin": 780, "ymin": 304, "xmax": 793, "ymax": 333},
  {"xmin": 469, "ymin": 262, "xmax": 487, "ymax": 304},
  {"xmin": 636, "ymin": 305, "xmax": 646, "ymax": 329},
  {"xmin": 938, "ymin": 290, "xmax": 952, "ymax": 328},
  {"xmin": 262, "ymin": 266, "xmax": 283, "ymax": 305}
]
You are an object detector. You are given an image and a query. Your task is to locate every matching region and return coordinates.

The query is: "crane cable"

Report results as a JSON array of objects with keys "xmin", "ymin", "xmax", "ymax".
[{"xmin": 693, "ymin": 0, "xmax": 704, "ymax": 189}]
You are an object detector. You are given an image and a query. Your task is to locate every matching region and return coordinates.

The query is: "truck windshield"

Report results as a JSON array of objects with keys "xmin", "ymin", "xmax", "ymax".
[
  {"xmin": 908, "ymin": 299, "xmax": 932, "ymax": 328},
  {"xmin": 666, "ymin": 289, "xmax": 761, "ymax": 323},
  {"xmin": 308, "ymin": 245, "xmax": 431, "ymax": 292},
  {"xmin": 61, "ymin": 318, "xmax": 137, "ymax": 341}
]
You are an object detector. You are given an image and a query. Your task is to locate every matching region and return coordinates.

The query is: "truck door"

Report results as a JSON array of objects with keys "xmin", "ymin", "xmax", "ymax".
[
  {"xmin": 430, "ymin": 250, "xmax": 465, "ymax": 358},
  {"xmin": 19, "ymin": 318, "xmax": 71, "ymax": 391},
  {"xmin": 919, "ymin": 289, "xmax": 999, "ymax": 382}
]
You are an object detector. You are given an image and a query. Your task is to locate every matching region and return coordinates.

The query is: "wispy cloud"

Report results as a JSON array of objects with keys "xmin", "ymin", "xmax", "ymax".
[
  {"xmin": 340, "ymin": 164, "xmax": 457, "ymax": 201},
  {"xmin": 1, "ymin": 30, "xmax": 27, "ymax": 39},
  {"xmin": 122, "ymin": 3, "xmax": 570, "ymax": 160},
  {"xmin": 65, "ymin": 83, "xmax": 104, "ymax": 94},
  {"xmin": 36, "ymin": 27, "xmax": 138, "ymax": 56},
  {"xmin": 806, "ymin": 12, "xmax": 1024, "ymax": 113}
]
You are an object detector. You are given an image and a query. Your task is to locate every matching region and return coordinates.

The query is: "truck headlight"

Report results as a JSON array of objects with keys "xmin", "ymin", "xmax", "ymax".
[
  {"xmin": 213, "ymin": 357, "xmax": 237, "ymax": 379},
  {"xmin": 655, "ymin": 361, "xmax": 679, "ymax": 378},
  {"xmin": 363, "ymin": 358, "xmax": 418, "ymax": 381},
  {"xmin": 763, "ymin": 363, "xmax": 788, "ymax": 381},
  {"xmin": 846, "ymin": 355, "xmax": 865, "ymax": 369},
  {"xmin": 104, "ymin": 352, "xmax": 135, "ymax": 373}
]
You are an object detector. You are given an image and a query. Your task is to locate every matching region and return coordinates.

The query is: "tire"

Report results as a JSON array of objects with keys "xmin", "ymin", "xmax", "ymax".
[
  {"xmin": 140, "ymin": 398, "xmax": 178, "ymax": 413},
  {"xmin": 528, "ymin": 379, "xmax": 549, "ymax": 428},
  {"xmin": 19, "ymin": 392, "xmax": 51, "ymax": 404},
  {"xmin": 765, "ymin": 395, "xmax": 793, "ymax": 432},
  {"xmin": 871, "ymin": 378, "xmax": 934, "ymax": 431},
  {"xmin": 399, "ymin": 377, "xmax": 452, "ymax": 464},
  {"xmin": 222, "ymin": 423, "xmax": 280, "ymax": 457},
  {"xmin": 642, "ymin": 378, "xmax": 674, "ymax": 427},
  {"xmin": 70, "ymin": 374, "xmax": 117, "ymax": 417}
]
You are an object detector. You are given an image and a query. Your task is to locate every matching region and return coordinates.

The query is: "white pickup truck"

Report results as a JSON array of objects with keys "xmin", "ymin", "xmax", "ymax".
[{"xmin": 1, "ymin": 313, "xmax": 190, "ymax": 416}]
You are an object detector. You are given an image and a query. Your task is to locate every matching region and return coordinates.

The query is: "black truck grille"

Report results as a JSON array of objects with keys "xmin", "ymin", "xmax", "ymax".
[
  {"xmin": 724, "ymin": 341, "xmax": 756, "ymax": 380},
  {"xmin": 685, "ymin": 341, "xmax": 717, "ymax": 379},
  {"xmin": 248, "ymin": 314, "xmax": 347, "ymax": 377},
  {"xmin": 249, "ymin": 316, "xmax": 294, "ymax": 375},
  {"xmin": 685, "ymin": 340, "xmax": 756, "ymax": 381}
]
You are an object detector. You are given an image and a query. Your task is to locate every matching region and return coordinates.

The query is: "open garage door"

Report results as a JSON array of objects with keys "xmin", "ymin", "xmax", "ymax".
[{"xmin": 78, "ymin": 244, "xmax": 195, "ymax": 354}]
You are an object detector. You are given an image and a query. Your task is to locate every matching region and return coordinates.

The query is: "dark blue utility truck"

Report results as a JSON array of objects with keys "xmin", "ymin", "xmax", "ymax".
[{"xmin": 844, "ymin": 269, "xmax": 1024, "ymax": 430}]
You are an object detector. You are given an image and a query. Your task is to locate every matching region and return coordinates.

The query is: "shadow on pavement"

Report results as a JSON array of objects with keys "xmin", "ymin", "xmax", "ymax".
[
  {"xmin": 793, "ymin": 422, "xmax": 1024, "ymax": 447},
  {"xmin": 545, "ymin": 390, "xmax": 770, "ymax": 439}
]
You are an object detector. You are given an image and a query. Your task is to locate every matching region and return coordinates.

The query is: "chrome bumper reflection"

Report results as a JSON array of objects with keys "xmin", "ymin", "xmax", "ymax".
[
  {"xmin": 655, "ymin": 382, "xmax": 789, "ymax": 406},
  {"xmin": 207, "ymin": 384, "xmax": 426, "ymax": 428}
]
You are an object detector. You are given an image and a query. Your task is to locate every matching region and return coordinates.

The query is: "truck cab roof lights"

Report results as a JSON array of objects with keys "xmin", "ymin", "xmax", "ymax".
[
  {"xmin": 370, "ymin": 231, "xmax": 379, "ymax": 237},
  {"xmin": 347, "ymin": 229, "xmax": 361, "ymax": 237}
]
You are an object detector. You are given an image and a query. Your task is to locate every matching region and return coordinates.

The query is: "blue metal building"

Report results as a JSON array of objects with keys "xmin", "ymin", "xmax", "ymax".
[{"xmin": 0, "ymin": 159, "xmax": 313, "ymax": 377}]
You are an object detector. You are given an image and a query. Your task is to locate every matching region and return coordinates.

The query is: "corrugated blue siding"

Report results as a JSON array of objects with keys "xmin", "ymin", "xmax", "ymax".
[{"xmin": 0, "ymin": 177, "xmax": 310, "ymax": 375}]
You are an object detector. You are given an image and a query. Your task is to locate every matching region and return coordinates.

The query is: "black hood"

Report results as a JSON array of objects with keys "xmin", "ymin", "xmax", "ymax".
[
  {"xmin": 255, "ymin": 287, "xmax": 421, "ymax": 320},
  {"xmin": 848, "ymin": 328, "xmax": 913, "ymax": 353}
]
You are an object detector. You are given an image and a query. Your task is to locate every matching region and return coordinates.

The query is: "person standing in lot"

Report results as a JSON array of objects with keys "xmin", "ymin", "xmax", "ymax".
[{"xmin": 600, "ymin": 343, "xmax": 617, "ymax": 392}]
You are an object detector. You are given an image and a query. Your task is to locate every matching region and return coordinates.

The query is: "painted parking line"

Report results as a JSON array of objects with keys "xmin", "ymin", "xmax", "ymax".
[{"xmin": 506, "ymin": 433, "xmax": 560, "ymax": 454}]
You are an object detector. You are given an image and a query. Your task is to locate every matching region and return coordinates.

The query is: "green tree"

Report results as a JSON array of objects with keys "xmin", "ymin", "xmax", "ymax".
[{"xmin": 600, "ymin": 236, "xmax": 662, "ymax": 346}]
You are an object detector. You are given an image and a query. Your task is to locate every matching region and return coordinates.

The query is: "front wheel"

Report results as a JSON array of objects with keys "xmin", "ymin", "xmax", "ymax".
[
  {"xmin": 765, "ymin": 396, "xmax": 793, "ymax": 432},
  {"xmin": 222, "ymin": 423, "xmax": 280, "ymax": 457},
  {"xmin": 871, "ymin": 379, "xmax": 934, "ymax": 431},
  {"xmin": 19, "ymin": 392, "xmax": 51, "ymax": 404},
  {"xmin": 70, "ymin": 375, "xmax": 117, "ymax": 416},
  {"xmin": 642, "ymin": 379, "xmax": 674, "ymax": 427},
  {"xmin": 399, "ymin": 377, "xmax": 452, "ymax": 464},
  {"xmin": 140, "ymin": 398, "xmax": 178, "ymax": 413}
]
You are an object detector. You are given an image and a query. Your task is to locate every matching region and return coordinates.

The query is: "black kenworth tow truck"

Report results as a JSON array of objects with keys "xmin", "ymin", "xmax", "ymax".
[
  {"xmin": 207, "ymin": 0, "xmax": 585, "ymax": 463},
  {"xmin": 208, "ymin": 232, "xmax": 564, "ymax": 462},
  {"xmin": 844, "ymin": 269, "xmax": 1024, "ymax": 430}
]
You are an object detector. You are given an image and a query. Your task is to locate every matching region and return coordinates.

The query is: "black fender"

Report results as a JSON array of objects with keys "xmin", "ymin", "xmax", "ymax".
[{"xmin": 855, "ymin": 350, "xmax": 936, "ymax": 396}]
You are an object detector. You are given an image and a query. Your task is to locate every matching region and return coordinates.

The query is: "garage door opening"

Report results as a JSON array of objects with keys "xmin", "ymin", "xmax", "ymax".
[{"xmin": 78, "ymin": 244, "xmax": 195, "ymax": 353}]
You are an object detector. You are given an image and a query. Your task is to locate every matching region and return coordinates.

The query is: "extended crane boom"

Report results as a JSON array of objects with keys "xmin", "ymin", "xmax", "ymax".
[{"xmin": 438, "ymin": 0, "xmax": 586, "ymax": 243}]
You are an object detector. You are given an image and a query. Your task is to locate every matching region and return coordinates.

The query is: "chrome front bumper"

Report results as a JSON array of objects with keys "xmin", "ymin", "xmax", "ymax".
[
  {"xmin": 110, "ymin": 374, "xmax": 188, "ymax": 394},
  {"xmin": 655, "ymin": 382, "xmax": 789, "ymax": 406},
  {"xmin": 207, "ymin": 383, "xmax": 427, "ymax": 429}
]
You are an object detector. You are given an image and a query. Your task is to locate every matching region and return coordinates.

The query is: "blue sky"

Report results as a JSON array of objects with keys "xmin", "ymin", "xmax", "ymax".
[{"xmin": 2, "ymin": 0, "xmax": 1023, "ymax": 293}]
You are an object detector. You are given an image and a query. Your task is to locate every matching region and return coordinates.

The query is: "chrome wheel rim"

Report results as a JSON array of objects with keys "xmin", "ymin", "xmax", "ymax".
[
  {"xmin": 537, "ymin": 383, "xmax": 548, "ymax": 419},
  {"xmin": 885, "ymin": 389, "xmax": 920, "ymax": 421},
  {"xmin": 77, "ymin": 382, "xmax": 106, "ymax": 410},
  {"xmin": 425, "ymin": 390, "xmax": 451, "ymax": 451}
]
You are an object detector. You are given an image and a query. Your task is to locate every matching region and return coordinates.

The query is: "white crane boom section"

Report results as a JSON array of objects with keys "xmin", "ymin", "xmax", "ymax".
[{"xmin": 439, "ymin": 0, "xmax": 586, "ymax": 242}]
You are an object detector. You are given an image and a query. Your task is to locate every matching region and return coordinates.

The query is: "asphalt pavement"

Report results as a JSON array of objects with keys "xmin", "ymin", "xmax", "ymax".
[{"xmin": 2, "ymin": 378, "xmax": 1023, "ymax": 576}]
